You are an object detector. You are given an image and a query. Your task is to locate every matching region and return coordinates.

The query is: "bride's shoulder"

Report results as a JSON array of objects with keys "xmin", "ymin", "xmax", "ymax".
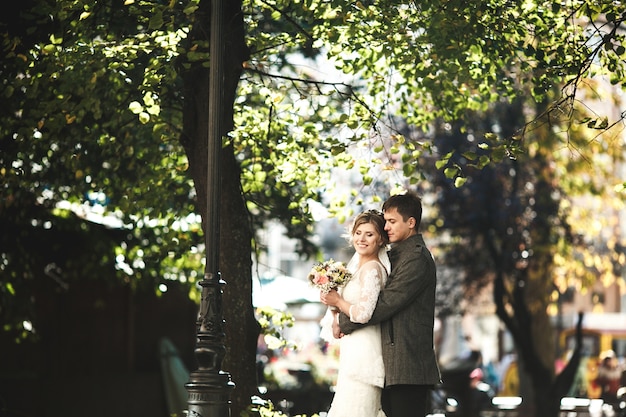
[{"xmin": 360, "ymin": 259, "xmax": 387, "ymax": 274}]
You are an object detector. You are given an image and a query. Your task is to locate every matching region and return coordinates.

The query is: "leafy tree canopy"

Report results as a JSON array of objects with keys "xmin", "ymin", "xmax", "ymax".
[{"xmin": 2, "ymin": 0, "xmax": 624, "ymax": 356}]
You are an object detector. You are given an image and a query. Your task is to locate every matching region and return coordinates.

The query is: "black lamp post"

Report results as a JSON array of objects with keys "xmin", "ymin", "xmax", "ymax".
[{"xmin": 185, "ymin": 0, "xmax": 235, "ymax": 415}]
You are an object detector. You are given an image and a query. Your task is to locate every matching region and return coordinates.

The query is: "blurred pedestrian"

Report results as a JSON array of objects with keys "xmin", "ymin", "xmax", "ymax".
[
  {"xmin": 596, "ymin": 350, "xmax": 623, "ymax": 407},
  {"xmin": 466, "ymin": 368, "xmax": 493, "ymax": 417}
]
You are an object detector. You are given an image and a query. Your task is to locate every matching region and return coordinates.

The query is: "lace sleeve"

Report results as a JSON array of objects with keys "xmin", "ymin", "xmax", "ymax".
[{"xmin": 348, "ymin": 261, "xmax": 387, "ymax": 324}]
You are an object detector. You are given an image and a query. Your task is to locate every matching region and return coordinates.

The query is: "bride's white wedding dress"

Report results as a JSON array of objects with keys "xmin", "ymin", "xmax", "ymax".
[{"xmin": 320, "ymin": 256, "xmax": 389, "ymax": 417}]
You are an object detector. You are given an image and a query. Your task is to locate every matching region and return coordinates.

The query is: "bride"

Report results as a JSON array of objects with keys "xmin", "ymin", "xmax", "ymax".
[{"xmin": 320, "ymin": 210, "xmax": 390, "ymax": 417}]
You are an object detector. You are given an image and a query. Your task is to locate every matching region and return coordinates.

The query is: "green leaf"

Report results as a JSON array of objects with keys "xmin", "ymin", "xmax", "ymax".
[
  {"xmin": 461, "ymin": 151, "xmax": 477, "ymax": 161},
  {"xmin": 129, "ymin": 101, "xmax": 143, "ymax": 114},
  {"xmin": 149, "ymin": 10, "xmax": 164, "ymax": 30},
  {"xmin": 139, "ymin": 112, "xmax": 151, "ymax": 124},
  {"xmin": 444, "ymin": 166, "xmax": 458, "ymax": 179}
]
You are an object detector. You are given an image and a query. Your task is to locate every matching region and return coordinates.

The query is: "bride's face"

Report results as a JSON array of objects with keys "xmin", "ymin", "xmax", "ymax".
[{"xmin": 352, "ymin": 222, "xmax": 382, "ymax": 261}]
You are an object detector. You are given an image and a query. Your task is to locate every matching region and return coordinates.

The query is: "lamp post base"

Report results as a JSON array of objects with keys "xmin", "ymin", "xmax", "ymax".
[{"xmin": 185, "ymin": 370, "xmax": 235, "ymax": 417}]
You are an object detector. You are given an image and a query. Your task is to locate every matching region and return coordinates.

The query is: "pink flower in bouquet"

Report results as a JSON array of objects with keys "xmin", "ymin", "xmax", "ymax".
[{"xmin": 307, "ymin": 259, "xmax": 351, "ymax": 294}]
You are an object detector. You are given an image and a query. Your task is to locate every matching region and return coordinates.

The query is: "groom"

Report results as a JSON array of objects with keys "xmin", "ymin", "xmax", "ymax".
[{"xmin": 330, "ymin": 192, "xmax": 441, "ymax": 417}]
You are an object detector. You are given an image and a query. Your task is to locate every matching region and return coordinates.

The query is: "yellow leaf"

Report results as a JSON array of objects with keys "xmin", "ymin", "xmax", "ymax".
[
  {"xmin": 454, "ymin": 177, "xmax": 467, "ymax": 187},
  {"xmin": 128, "ymin": 101, "xmax": 143, "ymax": 114}
]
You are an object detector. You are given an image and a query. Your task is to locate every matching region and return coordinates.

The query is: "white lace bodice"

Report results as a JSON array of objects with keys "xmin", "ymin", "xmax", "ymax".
[
  {"xmin": 344, "ymin": 260, "xmax": 388, "ymax": 323},
  {"xmin": 319, "ymin": 259, "xmax": 388, "ymax": 341}
]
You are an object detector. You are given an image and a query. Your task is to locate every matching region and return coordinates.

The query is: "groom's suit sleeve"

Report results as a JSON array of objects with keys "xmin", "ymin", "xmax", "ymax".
[{"xmin": 338, "ymin": 243, "xmax": 429, "ymax": 334}]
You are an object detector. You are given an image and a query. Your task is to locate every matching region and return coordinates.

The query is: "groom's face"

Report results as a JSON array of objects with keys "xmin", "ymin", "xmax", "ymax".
[{"xmin": 383, "ymin": 207, "xmax": 416, "ymax": 243}]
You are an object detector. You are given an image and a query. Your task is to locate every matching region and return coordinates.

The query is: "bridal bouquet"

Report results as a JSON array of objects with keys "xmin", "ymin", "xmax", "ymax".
[{"xmin": 307, "ymin": 259, "xmax": 351, "ymax": 294}]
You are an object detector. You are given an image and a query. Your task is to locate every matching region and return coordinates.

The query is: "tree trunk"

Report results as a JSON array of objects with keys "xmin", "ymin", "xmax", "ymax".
[
  {"xmin": 524, "ymin": 179, "xmax": 560, "ymax": 416},
  {"xmin": 220, "ymin": 143, "xmax": 261, "ymax": 417},
  {"xmin": 494, "ymin": 264, "xmax": 560, "ymax": 416},
  {"xmin": 180, "ymin": 1, "xmax": 257, "ymax": 415},
  {"xmin": 491, "ymin": 176, "xmax": 582, "ymax": 417}
]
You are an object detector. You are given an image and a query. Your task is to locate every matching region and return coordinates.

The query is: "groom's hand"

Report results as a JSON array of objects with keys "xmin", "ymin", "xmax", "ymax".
[{"xmin": 332, "ymin": 312, "xmax": 344, "ymax": 339}]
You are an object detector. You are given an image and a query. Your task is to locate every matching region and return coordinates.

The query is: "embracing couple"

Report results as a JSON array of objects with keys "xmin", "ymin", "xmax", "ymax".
[{"xmin": 319, "ymin": 192, "xmax": 442, "ymax": 417}]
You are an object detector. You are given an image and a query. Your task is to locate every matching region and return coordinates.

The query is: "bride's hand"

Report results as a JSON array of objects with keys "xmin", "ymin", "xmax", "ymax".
[{"xmin": 320, "ymin": 289, "xmax": 341, "ymax": 306}]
